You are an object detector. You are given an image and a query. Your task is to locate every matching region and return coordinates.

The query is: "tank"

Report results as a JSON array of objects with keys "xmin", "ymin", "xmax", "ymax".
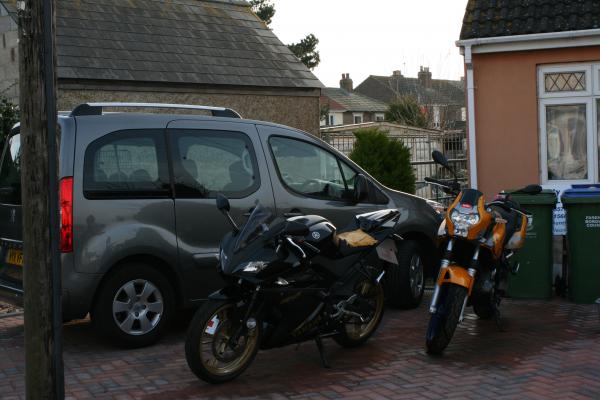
[{"xmin": 288, "ymin": 215, "xmax": 337, "ymax": 254}]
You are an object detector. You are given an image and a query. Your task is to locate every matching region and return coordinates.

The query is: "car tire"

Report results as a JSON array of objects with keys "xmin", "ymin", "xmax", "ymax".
[
  {"xmin": 92, "ymin": 263, "xmax": 175, "ymax": 348},
  {"xmin": 384, "ymin": 240, "xmax": 425, "ymax": 309}
]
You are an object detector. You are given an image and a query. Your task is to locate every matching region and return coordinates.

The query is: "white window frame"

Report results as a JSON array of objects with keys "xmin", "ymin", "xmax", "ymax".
[
  {"xmin": 538, "ymin": 63, "xmax": 600, "ymax": 188},
  {"xmin": 353, "ymin": 113, "xmax": 363, "ymax": 124},
  {"xmin": 539, "ymin": 97, "xmax": 596, "ymax": 185},
  {"xmin": 593, "ymin": 64, "xmax": 600, "ymax": 95},
  {"xmin": 538, "ymin": 64, "xmax": 592, "ymax": 99},
  {"xmin": 375, "ymin": 113, "xmax": 385, "ymax": 122}
]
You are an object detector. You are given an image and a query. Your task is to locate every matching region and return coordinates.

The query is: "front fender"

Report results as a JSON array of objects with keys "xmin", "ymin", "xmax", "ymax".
[{"xmin": 437, "ymin": 265, "xmax": 475, "ymax": 295}]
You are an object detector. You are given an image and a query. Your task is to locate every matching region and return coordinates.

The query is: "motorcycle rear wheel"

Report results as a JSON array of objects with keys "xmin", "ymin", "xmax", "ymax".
[
  {"xmin": 425, "ymin": 283, "xmax": 467, "ymax": 355},
  {"xmin": 185, "ymin": 300, "xmax": 260, "ymax": 384},
  {"xmin": 333, "ymin": 280, "xmax": 385, "ymax": 348}
]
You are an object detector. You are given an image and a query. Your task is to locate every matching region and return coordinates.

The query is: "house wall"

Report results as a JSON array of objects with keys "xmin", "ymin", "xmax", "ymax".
[
  {"xmin": 472, "ymin": 46, "xmax": 600, "ymax": 198},
  {"xmin": 58, "ymin": 85, "xmax": 321, "ymax": 136}
]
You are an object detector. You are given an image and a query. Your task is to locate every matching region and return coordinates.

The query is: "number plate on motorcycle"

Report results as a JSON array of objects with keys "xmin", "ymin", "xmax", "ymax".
[
  {"xmin": 376, "ymin": 239, "xmax": 398, "ymax": 265},
  {"xmin": 205, "ymin": 315, "xmax": 220, "ymax": 335}
]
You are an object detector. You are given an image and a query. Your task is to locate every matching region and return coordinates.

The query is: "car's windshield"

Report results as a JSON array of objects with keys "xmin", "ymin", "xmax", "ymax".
[
  {"xmin": 0, "ymin": 133, "xmax": 21, "ymax": 204},
  {"xmin": 233, "ymin": 203, "xmax": 273, "ymax": 253}
]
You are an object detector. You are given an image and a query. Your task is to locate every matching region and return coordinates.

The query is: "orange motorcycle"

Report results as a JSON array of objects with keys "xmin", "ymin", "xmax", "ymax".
[{"xmin": 424, "ymin": 151, "xmax": 540, "ymax": 354}]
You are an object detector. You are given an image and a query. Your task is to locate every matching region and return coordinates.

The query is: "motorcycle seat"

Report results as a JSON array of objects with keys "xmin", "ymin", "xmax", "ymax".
[{"xmin": 333, "ymin": 229, "xmax": 379, "ymax": 256}]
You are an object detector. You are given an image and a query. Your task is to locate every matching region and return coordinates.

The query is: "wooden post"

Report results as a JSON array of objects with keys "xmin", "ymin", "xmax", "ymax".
[{"xmin": 17, "ymin": 0, "xmax": 65, "ymax": 398}]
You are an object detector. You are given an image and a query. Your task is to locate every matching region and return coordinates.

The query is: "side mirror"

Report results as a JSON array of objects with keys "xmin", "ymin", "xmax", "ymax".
[
  {"xmin": 284, "ymin": 220, "xmax": 309, "ymax": 236},
  {"xmin": 353, "ymin": 174, "xmax": 369, "ymax": 204},
  {"xmin": 432, "ymin": 150, "xmax": 450, "ymax": 169},
  {"xmin": 216, "ymin": 193, "xmax": 231, "ymax": 213}
]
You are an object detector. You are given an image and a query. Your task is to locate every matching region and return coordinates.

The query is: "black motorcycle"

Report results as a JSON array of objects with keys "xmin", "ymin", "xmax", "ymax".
[{"xmin": 185, "ymin": 179, "xmax": 402, "ymax": 383}]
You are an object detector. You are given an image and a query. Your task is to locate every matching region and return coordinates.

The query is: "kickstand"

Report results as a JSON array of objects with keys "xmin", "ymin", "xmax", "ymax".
[{"xmin": 315, "ymin": 336, "xmax": 331, "ymax": 369}]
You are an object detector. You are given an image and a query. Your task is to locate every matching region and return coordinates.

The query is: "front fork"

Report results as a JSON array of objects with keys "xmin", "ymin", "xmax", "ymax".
[{"xmin": 429, "ymin": 239, "xmax": 479, "ymax": 323}]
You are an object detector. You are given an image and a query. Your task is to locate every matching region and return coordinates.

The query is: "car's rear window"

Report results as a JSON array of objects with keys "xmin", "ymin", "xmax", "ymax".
[
  {"xmin": 83, "ymin": 129, "xmax": 170, "ymax": 199},
  {"xmin": 0, "ymin": 133, "xmax": 21, "ymax": 205}
]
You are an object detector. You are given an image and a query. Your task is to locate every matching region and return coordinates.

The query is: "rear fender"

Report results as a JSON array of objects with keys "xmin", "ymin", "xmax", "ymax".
[{"xmin": 437, "ymin": 265, "xmax": 475, "ymax": 295}]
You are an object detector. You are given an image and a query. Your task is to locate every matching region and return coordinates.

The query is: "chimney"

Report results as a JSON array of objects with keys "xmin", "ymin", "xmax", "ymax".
[
  {"xmin": 340, "ymin": 73, "xmax": 353, "ymax": 92},
  {"xmin": 392, "ymin": 70, "xmax": 403, "ymax": 77},
  {"xmin": 418, "ymin": 66, "xmax": 432, "ymax": 88}
]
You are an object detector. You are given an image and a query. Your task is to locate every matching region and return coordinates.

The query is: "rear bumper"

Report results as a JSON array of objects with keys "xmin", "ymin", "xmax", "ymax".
[{"xmin": 0, "ymin": 258, "xmax": 102, "ymax": 321}]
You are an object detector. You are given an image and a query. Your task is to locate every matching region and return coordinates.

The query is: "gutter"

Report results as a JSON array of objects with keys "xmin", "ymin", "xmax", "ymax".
[{"xmin": 457, "ymin": 28, "xmax": 600, "ymax": 54}]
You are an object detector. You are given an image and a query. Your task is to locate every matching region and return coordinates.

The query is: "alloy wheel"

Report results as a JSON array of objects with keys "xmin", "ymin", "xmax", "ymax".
[{"xmin": 112, "ymin": 279, "xmax": 164, "ymax": 336}]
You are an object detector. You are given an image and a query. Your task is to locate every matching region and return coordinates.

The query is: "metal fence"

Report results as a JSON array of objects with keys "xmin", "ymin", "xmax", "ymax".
[{"xmin": 323, "ymin": 127, "xmax": 468, "ymax": 204}]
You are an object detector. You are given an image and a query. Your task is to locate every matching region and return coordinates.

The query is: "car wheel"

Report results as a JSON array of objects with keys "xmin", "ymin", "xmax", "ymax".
[
  {"xmin": 92, "ymin": 263, "xmax": 175, "ymax": 348},
  {"xmin": 384, "ymin": 240, "xmax": 425, "ymax": 309}
]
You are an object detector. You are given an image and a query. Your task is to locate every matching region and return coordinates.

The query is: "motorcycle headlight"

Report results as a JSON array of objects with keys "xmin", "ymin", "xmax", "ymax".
[
  {"xmin": 241, "ymin": 261, "xmax": 269, "ymax": 273},
  {"xmin": 450, "ymin": 209, "xmax": 480, "ymax": 237}
]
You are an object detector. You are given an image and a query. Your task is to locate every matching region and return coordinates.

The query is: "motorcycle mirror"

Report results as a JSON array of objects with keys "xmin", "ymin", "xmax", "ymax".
[
  {"xmin": 216, "ymin": 193, "xmax": 239, "ymax": 232},
  {"xmin": 353, "ymin": 174, "xmax": 369, "ymax": 204},
  {"xmin": 432, "ymin": 150, "xmax": 449, "ymax": 168},
  {"xmin": 216, "ymin": 193, "xmax": 231, "ymax": 213},
  {"xmin": 518, "ymin": 184, "xmax": 543, "ymax": 195},
  {"xmin": 432, "ymin": 150, "xmax": 458, "ymax": 180},
  {"xmin": 284, "ymin": 220, "xmax": 309, "ymax": 236}
]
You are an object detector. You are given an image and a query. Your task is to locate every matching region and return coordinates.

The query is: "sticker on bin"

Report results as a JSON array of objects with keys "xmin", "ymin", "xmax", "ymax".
[
  {"xmin": 205, "ymin": 315, "xmax": 220, "ymax": 335},
  {"xmin": 553, "ymin": 204, "xmax": 567, "ymax": 236}
]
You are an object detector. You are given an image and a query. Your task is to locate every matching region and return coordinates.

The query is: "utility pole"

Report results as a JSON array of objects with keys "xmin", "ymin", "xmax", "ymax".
[{"xmin": 17, "ymin": 0, "xmax": 64, "ymax": 398}]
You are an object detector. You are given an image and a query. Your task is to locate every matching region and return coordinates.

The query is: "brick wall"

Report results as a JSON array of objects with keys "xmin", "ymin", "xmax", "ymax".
[{"xmin": 58, "ymin": 88, "xmax": 321, "ymax": 136}]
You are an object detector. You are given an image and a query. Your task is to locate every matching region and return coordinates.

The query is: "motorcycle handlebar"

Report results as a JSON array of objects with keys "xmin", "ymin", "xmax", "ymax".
[{"xmin": 424, "ymin": 177, "xmax": 448, "ymax": 186}]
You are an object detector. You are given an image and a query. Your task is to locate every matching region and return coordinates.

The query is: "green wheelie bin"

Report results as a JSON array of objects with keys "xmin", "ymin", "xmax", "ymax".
[
  {"xmin": 562, "ymin": 187, "xmax": 600, "ymax": 304},
  {"xmin": 507, "ymin": 190, "xmax": 557, "ymax": 299}
]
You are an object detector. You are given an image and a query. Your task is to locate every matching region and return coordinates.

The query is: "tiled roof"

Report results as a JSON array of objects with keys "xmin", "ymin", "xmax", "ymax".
[
  {"xmin": 321, "ymin": 88, "xmax": 387, "ymax": 112},
  {"xmin": 460, "ymin": 0, "xmax": 600, "ymax": 40},
  {"xmin": 355, "ymin": 75, "xmax": 465, "ymax": 106},
  {"xmin": 1, "ymin": 0, "xmax": 322, "ymax": 89}
]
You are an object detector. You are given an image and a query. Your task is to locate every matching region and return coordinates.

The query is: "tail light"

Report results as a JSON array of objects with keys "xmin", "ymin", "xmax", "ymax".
[{"xmin": 59, "ymin": 177, "xmax": 73, "ymax": 252}]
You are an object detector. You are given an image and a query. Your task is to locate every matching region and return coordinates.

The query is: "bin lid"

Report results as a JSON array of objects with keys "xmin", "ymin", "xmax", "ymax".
[
  {"xmin": 505, "ymin": 189, "xmax": 557, "ymax": 205},
  {"xmin": 562, "ymin": 187, "xmax": 600, "ymax": 204}
]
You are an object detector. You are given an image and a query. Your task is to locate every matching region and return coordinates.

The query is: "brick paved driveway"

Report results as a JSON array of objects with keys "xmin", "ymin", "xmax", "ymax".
[{"xmin": 1, "ymin": 295, "xmax": 599, "ymax": 400}]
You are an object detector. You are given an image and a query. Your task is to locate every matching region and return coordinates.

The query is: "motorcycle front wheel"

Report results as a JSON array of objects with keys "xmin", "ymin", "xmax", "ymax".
[
  {"xmin": 185, "ymin": 300, "xmax": 260, "ymax": 384},
  {"xmin": 334, "ymin": 280, "xmax": 385, "ymax": 348},
  {"xmin": 425, "ymin": 283, "xmax": 467, "ymax": 355}
]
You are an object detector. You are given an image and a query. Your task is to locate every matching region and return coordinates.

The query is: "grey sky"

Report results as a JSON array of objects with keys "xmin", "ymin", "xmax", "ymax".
[{"xmin": 270, "ymin": 0, "xmax": 469, "ymax": 87}]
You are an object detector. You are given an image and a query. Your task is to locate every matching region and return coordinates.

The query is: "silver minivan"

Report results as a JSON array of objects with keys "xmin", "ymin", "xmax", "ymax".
[{"xmin": 0, "ymin": 103, "xmax": 441, "ymax": 347}]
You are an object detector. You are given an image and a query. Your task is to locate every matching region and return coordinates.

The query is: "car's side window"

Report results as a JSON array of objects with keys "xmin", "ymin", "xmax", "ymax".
[
  {"xmin": 269, "ymin": 136, "xmax": 355, "ymax": 201},
  {"xmin": 83, "ymin": 130, "xmax": 170, "ymax": 199},
  {"xmin": 169, "ymin": 130, "xmax": 259, "ymax": 199}
]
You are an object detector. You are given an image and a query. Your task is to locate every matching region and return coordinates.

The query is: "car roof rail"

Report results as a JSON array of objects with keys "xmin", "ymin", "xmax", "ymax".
[{"xmin": 69, "ymin": 102, "xmax": 242, "ymax": 119}]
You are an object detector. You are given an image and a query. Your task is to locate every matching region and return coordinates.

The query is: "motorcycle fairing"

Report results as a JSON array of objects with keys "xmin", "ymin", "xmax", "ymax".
[{"xmin": 437, "ymin": 265, "xmax": 475, "ymax": 295}]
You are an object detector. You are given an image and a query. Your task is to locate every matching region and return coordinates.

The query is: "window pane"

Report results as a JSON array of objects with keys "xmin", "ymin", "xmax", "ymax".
[
  {"xmin": 546, "ymin": 104, "xmax": 588, "ymax": 180},
  {"xmin": 84, "ymin": 131, "xmax": 169, "ymax": 197},
  {"xmin": 172, "ymin": 131, "xmax": 258, "ymax": 198},
  {"xmin": 270, "ymin": 137, "xmax": 350, "ymax": 200},
  {"xmin": 544, "ymin": 72, "xmax": 586, "ymax": 92}
]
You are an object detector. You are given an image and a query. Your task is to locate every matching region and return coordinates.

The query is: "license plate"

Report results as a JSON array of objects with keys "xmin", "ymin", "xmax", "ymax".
[
  {"xmin": 376, "ymin": 239, "xmax": 398, "ymax": 265},
  {"xmin": 6, "ymin": 248, "xmax": 23, "ymax": 267}
]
